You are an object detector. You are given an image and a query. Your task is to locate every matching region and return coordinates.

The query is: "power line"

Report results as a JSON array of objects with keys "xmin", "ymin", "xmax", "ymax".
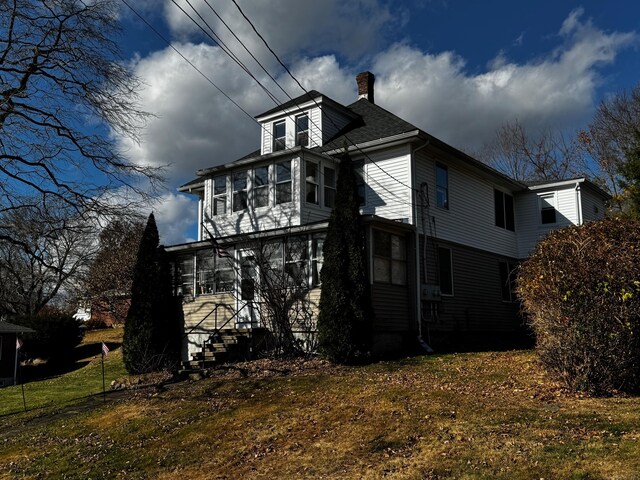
[{"xmin": 230, "ymin": 0, "xmax": 419, "ymax": 196}]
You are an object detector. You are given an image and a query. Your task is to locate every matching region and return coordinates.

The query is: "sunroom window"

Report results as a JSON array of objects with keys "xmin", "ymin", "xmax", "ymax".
[{"xmin": 373, "ymin": 230, "xmax": 407, "ymax": 285}]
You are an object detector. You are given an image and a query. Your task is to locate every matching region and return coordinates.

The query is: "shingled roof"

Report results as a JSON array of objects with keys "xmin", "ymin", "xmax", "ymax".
[
  {"xmin": 0, "ymin": 321, "xmax": 35, "ymax": 334},
  {"xmin": 315, "ymin": 98, "xmax": 419, "ymax": 153}
]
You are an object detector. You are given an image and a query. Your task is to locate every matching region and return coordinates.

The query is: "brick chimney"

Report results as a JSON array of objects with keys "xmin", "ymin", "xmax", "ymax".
[{"xmin": 356, "ymin": 71, "xmax": 375, "ymax": 103}]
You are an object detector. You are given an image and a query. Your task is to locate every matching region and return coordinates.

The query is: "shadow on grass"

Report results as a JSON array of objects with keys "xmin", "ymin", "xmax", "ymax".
[{"xmin": 19, "ymin": 339, "xmax": 121, "ymax": 383}]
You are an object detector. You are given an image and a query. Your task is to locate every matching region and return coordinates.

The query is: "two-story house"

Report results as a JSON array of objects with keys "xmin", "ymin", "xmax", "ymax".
[{"xmin": 167, "ymin": 72, "xmax": 609, "ymax": 364}]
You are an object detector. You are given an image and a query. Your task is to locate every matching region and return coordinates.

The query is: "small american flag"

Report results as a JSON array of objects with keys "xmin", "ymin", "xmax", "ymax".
[
  {"xmin": 101, "ymin": 342, "xmax": 109, "ymax": 357},
  {"xmin": 16, "ymin": 338, "xmax": 22, "ymax": 350}
]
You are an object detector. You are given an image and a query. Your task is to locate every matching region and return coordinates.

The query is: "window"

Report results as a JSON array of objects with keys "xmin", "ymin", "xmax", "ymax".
[
  {"xmin": 324, "ymin": 166, "xmax": 336, "ymax": 208},
  {"xmin": 273, "ymin": 120, "xmax": 286, "ymax": 151},
  {"xmin": 436, "ymin": 163, "xmax": 449, "ymax": 209},
  {"xmin": 295, "ymin": 114, "xmax": 309, "ymax": 147},
  {"xmin": 354, "ymin": 160, "xmax": 366, "ymax": 206},
  {"xmin": 540, "ymin": 193, "xmax": 557, "ymax": 224},
  {"xmin": 494, "ymin": 189, "xmax": 515, "ymax": 231},
  {"xmin": 373, "ymin": 230, "xmax": 407, "ymax": 285},
  {"xmin": 254, "ymin": 166, "xmax": 269, "ymax": 208},
  {"xmin": 306, "ymin": 161, "xmax": 318, "ymax": 204},
  {"xmin": 285, "ymin": 237, "xmax": 309, "ymax": 287},
  {"xmin": 233, "ymin": 171, "xmax": 248, "ymax": 212},
  {"xmin": 311, "ymin": 236, "xmax": 324, "ymax": 286},
  {"xmin": 499, "ymin": 261, "xmax": 517, "ymax": 302},
  {"xmin": 276, "ymin": 160, "xmax": 292, "ymax": 204},
  {"xmin": 196, "ymin": 250, "xmax": 215, "ymax": 295},
  {"xmin": 213, "ymin": 175, "xmax": 226, "ymax": 216},
  {"xmin": 215, "ymin": 249, "xmax": 235, "ymax": 292},
  {"xmin": 438, "ymin": 247, "xmax": 453, "ymax": 295},
  {"xmin": 176, "ymin": 255, "xmax": 194, "ymax": 296}
]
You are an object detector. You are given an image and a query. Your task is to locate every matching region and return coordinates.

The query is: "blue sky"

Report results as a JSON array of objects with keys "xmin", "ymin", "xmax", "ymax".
[{"xmin": 114, "ymin": 1, "xmax": 640, "ymax": 244}]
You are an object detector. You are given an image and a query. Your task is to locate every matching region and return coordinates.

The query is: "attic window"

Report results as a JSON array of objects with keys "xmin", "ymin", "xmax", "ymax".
[
  {"xmin": 295, "ymin": 114, "xmax": 309, "ymax": 147},
  {"xmin": 273, "ymin": 120, "xmax": 286, "ymax": 151}
]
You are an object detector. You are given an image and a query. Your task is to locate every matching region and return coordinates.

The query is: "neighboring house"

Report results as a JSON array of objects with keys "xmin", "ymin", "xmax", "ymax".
[
  {"xmin": 167, "ymin": 72, "xmax": 609, "ymax": 363},
  {"xmin": 0, "ymin": 321, "xmax": 34, "ymax": 387}
]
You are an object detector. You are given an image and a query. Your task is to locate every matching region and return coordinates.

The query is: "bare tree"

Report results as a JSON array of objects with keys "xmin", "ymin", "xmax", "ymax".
[
  {"xmin": 479, "ymin": 119, "xmax": 587, "ymax": 182},
  {"xmin": 578, "ymin": 83, "xmax": 640, "ymax": 211},
  {"xmin": 0, "ymin": 0, "xmax": 161, "ymax": 244},
  {"xmin": 250, "ymin": 236, "xmax": 318, "ymax": 357},
  {"xmin": 0, "ymin": 199, "xmax": 97, "ymax": 319},
  {"xmin": 86, "ymin": 218, "xmax": 145, "ymax": 325}
]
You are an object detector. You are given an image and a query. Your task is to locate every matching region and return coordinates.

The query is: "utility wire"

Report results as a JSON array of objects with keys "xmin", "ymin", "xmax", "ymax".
[{"xmin": 230, "ymin": 0, "xmax": 419, "ymax": 196}]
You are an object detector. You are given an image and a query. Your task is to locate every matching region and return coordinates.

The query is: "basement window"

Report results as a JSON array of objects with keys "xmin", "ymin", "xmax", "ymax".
[{"xmin": 499, "ymin": 261, "xmax": 517, "ymax": 302}]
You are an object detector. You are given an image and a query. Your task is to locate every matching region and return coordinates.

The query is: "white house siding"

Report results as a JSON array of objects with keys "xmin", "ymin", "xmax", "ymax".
[
  {"xmin": 203, "ymin": 157, "xmax": 302, "ymax": 238},
  {"xmin": 414, "ymin": 149, "xmax": 518, "ymax": 258},
  {"xmin": 183, "ymin": 293, "xmax": 236, "ymax": 359},
  {"xmin": 515, "ymin": 184, "xmax": 581, "ymax": 258},
  {"xmin": 359, "ymin": 145, "xmax": 413, "ymax": 224},
  {"xmin": 581, "ymin": 187, "xmax": 607, "ymax": 222}
]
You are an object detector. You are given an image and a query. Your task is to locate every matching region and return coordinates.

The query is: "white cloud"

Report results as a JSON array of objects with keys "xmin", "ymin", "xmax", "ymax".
[
  {"xmin": 154, "ymin": 192, "xmax": 197, "ymax": 245},
  {"xmin": 371, "ymin": 10, "xmax": 636, "ymax": 151},
  {"xmin": 117, "ymin": 7, "xmax": 636, "ymax": 244}
]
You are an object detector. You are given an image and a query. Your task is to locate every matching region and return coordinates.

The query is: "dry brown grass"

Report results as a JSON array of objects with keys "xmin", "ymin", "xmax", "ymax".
[{"xmin": 2, "ymin": 350, "xmax": 640, "ymax": 479}]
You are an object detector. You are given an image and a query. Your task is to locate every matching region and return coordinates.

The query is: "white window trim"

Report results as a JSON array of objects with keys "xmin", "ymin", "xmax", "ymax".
[{"xmin": 538, "ymin": 192, "xmax": 558, "ymax": 225}]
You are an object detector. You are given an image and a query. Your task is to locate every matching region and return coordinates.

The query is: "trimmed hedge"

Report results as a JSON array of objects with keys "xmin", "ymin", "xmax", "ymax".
[{"xmin": 518, "ymin": 218, "xmax": 640, "ymax": 395}]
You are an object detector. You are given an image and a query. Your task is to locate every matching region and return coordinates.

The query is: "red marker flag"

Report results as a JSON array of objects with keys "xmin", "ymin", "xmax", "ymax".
[
  {"xmin": 101, "ymin": 342, "xmax": 109, "ymax": 357},
  {"xmin": 16, "ymin": 338, "xmax": 22, "ymax": 350}
]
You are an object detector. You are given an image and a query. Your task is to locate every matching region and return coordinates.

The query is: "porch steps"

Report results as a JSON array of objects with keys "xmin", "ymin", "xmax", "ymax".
[{"xmin": 180, "ymin": 328, "xmax": 253, "ymax": 373}]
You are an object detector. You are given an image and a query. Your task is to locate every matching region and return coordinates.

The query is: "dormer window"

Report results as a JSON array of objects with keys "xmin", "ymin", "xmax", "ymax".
[
  {"xmin": 295, "ymin": 114, "xmax": 309, "ymax": 147},
  {"xmin": 233, "ymin": 171, "xmax": 248, "ymax": 212},
  {"xmin": 273, "ymin": 120, "xmax": 286, "ymax": 151}
]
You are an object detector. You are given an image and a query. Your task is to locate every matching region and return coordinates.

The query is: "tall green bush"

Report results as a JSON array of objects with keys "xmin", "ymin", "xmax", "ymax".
[
  {"xmin": 18, "ymin": 309, "xmax": 82, "ymax": 362},
  {"xmin": 123, "ymin": 213, "xmax": 180, "ymax": 374},
  {"xmin": 518, "ymin": 217, "xmax": 640, "ymax": 394},
  {"xmin": 318, "ymin": 151, "xmax": 372, "ymax": 363}
]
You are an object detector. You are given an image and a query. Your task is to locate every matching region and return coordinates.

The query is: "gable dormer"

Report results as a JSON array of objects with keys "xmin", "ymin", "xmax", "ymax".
[{"xmin": 255, "ymin": 91, "xmax": 358, "ymax": 155}]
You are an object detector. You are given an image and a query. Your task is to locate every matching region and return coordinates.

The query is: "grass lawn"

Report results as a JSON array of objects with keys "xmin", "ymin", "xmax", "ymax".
[
  {"xmin": 1, "ymin": 348, "xmax": 640, "ymax": 479},
  {"xmin": 0, "ymin": 328, "xmax": 127, "ymax": 416}
]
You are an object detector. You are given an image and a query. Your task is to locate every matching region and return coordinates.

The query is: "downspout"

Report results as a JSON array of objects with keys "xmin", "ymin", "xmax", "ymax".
[
  {"xmin": 411, "ymin": 140, "xmax": 432, "ymax": 352},
  {"xmin": 575, "ymin": 182, "xmax": 583, "ymax": 225}
]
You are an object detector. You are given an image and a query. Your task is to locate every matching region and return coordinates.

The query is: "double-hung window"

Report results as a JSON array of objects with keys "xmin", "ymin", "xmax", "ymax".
[
  {"xmin": 539, "ymin": 193, "xmax": 557, "ymax": 224},
  {"xmin": 176, "ymin": 255, "xmax": 194, "ymax": 296},
  {"xmin": 273, "ymin": 120, "xmax": 286, "ymax": 151},
  {"xmin": 215, "ymin": 249, "xmax": 235, "ymax": 292},
  {"xmin": 373, "ymin": 230, "xmax": 407, "ymax": 285},
  {"xmin": 254, "ymin": 166, "xmax": 269, "ymax": 208},
  {"xmin": 306, "ymin": 161, "xmax": 319, "ymax": 204},
  {"xmin": 213, "ymin": 175, "xmax": 227, "ymax": 216},
  {"xmin": 436, "ymin": 163, "xmax": 449, "ymax": 209},
  {"xmin": 196, "ymin": 250, "xmax": 215, "ymax": 295},
  {"xmin": 276, "ymin": 160, "xmax": 292, "ymax": 204},
  {"xmin": 285, "ymin": 237, "xmax": 309, "ymax": 287},
  {"xmin": 494, "ymin": 189, "xmax": 515, "ymax": 231},
  {"xmin": 324, "ymin": 166, "xmax": 336, "ymax": 208},
  {"xmin": 295, "ymin": 114, "xmax": 309, "ymax": 147},
  {"xmin": 232, "ymin": 171, "xmax": 248, "ymax": 212}
]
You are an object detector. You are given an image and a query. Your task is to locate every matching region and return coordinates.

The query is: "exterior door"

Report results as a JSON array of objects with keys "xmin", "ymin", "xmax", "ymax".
[{"xmin": 236, "ymin": 250, "xmax": 259, "ymax": 328}]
